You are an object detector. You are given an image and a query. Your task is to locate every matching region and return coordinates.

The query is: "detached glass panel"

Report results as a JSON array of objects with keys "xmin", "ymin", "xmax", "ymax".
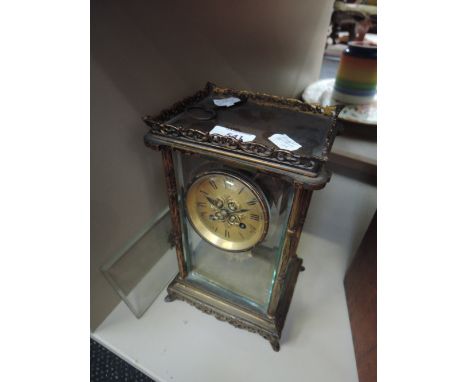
[{"xmin": 101, "ymin": 208, "xmax": 179, "ymax": 318}]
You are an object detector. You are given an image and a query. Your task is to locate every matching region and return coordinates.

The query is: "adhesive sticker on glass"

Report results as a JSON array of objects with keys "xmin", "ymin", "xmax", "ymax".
[
  {"xmin": 213, "ymin": 97, "xmax": 241, "ymax": 107},
  {"xmin": 210, "ymin": 125, "xmax": 256, "ymax": 142},
  {"xmin": 268, "ymin": 134, "xmax": 302, "ymax": 151}
]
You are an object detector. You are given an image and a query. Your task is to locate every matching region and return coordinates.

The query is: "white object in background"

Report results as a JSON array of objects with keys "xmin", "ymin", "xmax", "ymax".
[
  {"xmin": 213, "ymin": 97, "xmax": 241, "ymax": 107},
  {"xmin": 268, "ymin": 134, "xmax": 302, "ymax": 151},
  {"xmin": 209, "ymin": 125, "xmax": 256, "ymax": 142},
  {"xmin": 302, "ymin": 78, "xmax": 377, "ymax": 125}
]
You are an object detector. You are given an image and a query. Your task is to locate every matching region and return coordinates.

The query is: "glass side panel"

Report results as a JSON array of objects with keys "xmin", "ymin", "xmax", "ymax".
[
  {"xmin": 101, "ymin": 209, "xmax": 179, "ymax": 318},
  {"xmin": 174, "ymin": 152, "xmax": 294, "ymax": 313}
]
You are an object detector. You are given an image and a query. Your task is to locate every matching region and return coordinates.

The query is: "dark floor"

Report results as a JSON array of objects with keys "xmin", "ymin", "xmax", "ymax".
[{"xmin": 91, "ymin": 339, "xmax": 155, "ymax": 382}]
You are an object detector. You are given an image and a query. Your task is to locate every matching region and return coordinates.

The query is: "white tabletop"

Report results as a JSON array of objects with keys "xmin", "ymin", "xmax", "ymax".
[{"xmin": 93, "ymin": 231, "xmax": 359, "ymax": 382}]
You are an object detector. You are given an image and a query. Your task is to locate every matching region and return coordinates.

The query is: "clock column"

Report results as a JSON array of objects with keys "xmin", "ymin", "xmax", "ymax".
[
  {"xmin": 267, "ymin": 184, "xmax": 313, "ymax": 317},
  {"xmin": 161, "ymin": 146, "xmax": 187, "ymax": 278}
]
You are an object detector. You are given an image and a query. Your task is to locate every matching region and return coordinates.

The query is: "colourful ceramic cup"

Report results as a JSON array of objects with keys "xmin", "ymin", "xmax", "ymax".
[{"xmin": 332, "ymin": 41, "xmax": 377, "ymax": 105}]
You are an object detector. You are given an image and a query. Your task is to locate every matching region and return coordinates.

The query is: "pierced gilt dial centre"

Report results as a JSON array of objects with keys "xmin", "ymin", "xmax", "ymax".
[{"xmin": 185, "ymin": 171, "xmax": 269, "ymax": 252}]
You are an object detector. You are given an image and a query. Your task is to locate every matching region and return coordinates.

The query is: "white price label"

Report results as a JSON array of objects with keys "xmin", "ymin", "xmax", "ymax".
[
  {"xmin": 209, "ymin": 125, "xmax": 256, "ymax": 142},
  {"xmin": 213, "ymin": 97, "xmax": 241, "ymax": 107},
  {"xmin": 268, "ymin": 134, "xmax": 302, "ymax": 151}
]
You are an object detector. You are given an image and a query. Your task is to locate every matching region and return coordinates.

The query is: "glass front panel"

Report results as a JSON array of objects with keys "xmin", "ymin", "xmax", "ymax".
[{"xmin": 175, "ymin": 152, "xmax": 294, "ymax": 313}]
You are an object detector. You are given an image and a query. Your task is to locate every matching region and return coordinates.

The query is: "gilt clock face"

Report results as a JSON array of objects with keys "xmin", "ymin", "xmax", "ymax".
[{"xmin": 185, "ymin": 171, "xmax": 269, "ymax": 252}]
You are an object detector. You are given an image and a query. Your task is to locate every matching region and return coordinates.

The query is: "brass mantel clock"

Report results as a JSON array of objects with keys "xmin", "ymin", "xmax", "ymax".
[{"xmin": 143, "ymin": 83, "xmax": 342, "ymax": 351}]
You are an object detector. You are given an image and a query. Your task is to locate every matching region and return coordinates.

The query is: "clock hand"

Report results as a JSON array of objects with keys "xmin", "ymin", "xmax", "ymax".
[
  {"xmin": 206, "ymin": 196, "xmax": 221, "ymax": 209},
  {"xmin": 231, "ymin": 209, "xmax": 250, "ymax": 214}
]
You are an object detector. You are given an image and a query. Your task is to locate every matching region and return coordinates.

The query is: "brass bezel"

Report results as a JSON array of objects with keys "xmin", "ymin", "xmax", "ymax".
[{"xmin": 185, "ymin": 170, "xmax": 270, "ymax": 252}]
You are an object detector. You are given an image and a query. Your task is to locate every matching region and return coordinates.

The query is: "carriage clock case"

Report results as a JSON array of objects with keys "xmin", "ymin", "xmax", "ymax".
[{"xmin": 143, "ymin": 83, "xmax": 342, "ymax": 351}]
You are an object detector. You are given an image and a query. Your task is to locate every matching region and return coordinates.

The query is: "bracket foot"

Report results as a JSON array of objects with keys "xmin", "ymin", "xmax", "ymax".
[{"xmin": 270, "ymin": 340, "xmax": 280, "ymax": 352}]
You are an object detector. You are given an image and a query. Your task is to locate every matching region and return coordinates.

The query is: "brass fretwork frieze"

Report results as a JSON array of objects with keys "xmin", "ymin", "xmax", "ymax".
[{"xmin": 144, "ymin": 121, "xmax": 321, "ymax": 172}]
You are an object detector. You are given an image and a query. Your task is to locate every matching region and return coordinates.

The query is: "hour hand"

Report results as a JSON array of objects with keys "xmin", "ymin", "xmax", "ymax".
[{"xmin": 206, "ymin": 196, "xmax": 222, "ymax": 209}]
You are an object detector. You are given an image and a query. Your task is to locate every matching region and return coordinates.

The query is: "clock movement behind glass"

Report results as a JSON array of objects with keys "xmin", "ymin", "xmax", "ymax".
[{"xmin": 143, "ymin": 83, "xmax": 342, "ymax": 351}]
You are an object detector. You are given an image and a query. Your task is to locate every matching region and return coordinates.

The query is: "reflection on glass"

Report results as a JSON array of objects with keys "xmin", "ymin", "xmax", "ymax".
[
  {"xmin": 175, "ymin": 152, "xmax": 293, "ymax": 313},
  {"xmin": 101, "ymin": 209, "xmax": 179, "ymax": 318}
]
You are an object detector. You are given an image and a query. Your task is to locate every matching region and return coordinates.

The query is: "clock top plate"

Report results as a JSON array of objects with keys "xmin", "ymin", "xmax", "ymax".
[{"xmin": 143, "ymin": 83, "xmax": 343, "ymax": 184}]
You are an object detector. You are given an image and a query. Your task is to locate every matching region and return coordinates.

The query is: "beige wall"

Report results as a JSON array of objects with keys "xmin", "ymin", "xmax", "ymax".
[{"xmin": 91, "ymin": 0, "xmax": 334, "ymax": 330}]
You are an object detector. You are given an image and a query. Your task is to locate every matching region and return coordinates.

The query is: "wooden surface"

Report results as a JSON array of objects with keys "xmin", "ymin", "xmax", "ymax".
[
  {"xmin": 329, "ymin": 125, "xmax": 377, "ymax": 185},
  {"xmin": 344, "ymin": 213, "xmax": 377, "ymax": 382}
]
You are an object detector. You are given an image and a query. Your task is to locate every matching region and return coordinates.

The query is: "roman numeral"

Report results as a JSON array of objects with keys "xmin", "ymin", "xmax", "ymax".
[
  {"xmin": 247, "ymin": 198, "xmax": 257, "ymax": 205},
  {"xmin": 209, "ymin": 180, "xmax": 218, "ymax": 190},
  {"xmin": 224, "ymin": 229, "xmax": 230, "ymax": 238},
  {"xmin": 250, "ymin": 214, "xmax": 260, "ymax": 221},
  {"xmin": 197, "ymin": 202, "xmax": 207, "ymax": 208},
  {"xmin": 200, "ymin": 190, "xmax": 208, "ymax": 195},
  {"xmin": 249, "ymin": 225, "xmax": 257, "ymax": 233},
  {"xmin": 238, "ymin": 187, "xmax": 245, "ymax": 195}
]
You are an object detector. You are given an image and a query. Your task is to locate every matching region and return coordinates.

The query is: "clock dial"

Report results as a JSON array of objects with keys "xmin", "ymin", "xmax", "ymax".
[{"xmin": 185, "ymin": 171, "xmax": 269, "ymax": 252}]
